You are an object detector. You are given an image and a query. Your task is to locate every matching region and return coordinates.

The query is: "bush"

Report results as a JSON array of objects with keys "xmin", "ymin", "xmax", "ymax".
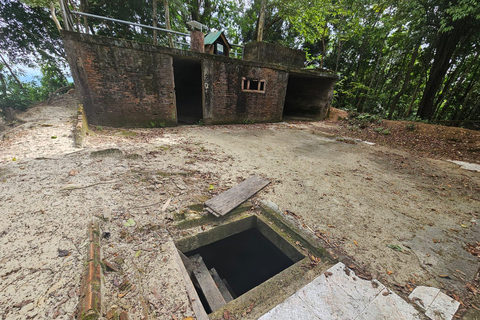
[{"xmin": 347, "ymin": 112, "xmax": 383, "ymax": 128}]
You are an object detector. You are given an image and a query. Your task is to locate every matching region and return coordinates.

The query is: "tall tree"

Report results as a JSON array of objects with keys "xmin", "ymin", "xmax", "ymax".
[{"xmin": 416, "ymin": 0, "xmax": 480, "ymax": 119}]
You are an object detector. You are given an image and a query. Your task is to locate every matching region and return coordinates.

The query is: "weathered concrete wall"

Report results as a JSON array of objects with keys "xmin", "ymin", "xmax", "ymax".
[
  {"xmin": 284, "ymin": 73, "xmax": 336, "ymax": 119},
  {"xmin": 244, "ymin": 42, "xmax": 305, "ymax": 69},
  {"xmin": 62, "ymin": 31, "xmax": 177, "ymax": 127},
  {"xmin": 203, "ymin": 60, "xmax": 289, "ymax": 124},
  {"xmin": 62, "ymin": 32, "xmax": 337, "ymax": 127}
]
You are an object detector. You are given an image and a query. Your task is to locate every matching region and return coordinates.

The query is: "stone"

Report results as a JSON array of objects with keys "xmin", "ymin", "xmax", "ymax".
[
  {"xmin": 296, "ymin": 273, "xmax": 367, "ymax": 319},
  {"xmin": 325, "ymin": 262, "xmax": 385, "ymax": 306},
  {"xmin": 425, "ymin": 291, "xmax": 460, "ymax": 320},
  {"xmin": 259, "ymin": 294, "xmax": 319, "ymax": 320},
  {"xmin": 356, "ymin": 288, "xmax": 421, "ymax": 320},
  {"xmin": 408, "ymin": 286, "xmax": 440, "ymax": 310}
]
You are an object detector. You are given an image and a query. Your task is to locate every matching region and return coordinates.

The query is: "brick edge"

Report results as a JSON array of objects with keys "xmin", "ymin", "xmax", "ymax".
[
  {"xmin": 77, "ymin": 222, "xmax": 102, "ymax": 320},
  {"xmin": 75, "ymin": 104, "xmax": 88, "ymax": 148}
]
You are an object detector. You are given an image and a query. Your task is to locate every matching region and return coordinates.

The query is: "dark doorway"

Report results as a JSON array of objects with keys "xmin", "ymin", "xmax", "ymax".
[
  {"xmin": 173, "ymin": 58, "xmax": 203, "ymax": 125},
  {"xmin": 283, "ymin": 74, "xmax": 334, "ymax": 120}
]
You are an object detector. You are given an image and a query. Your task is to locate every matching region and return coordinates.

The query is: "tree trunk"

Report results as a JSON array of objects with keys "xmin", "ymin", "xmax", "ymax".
[
  {"xmin": 0, "ymin": 72, "xmax": 7, "ymax": 97},
  {"xmin": 387, "ymin": 42, "xmax": 420, "ymax": 119},
  {"xmin": 320, "ymin": 21, "xmax": 328, "ymax": 69},
  {"xmin": 153, "ymin": 0, "xmax": 157, "ymax": 45},
  {"xmin": 257, "ymin": 0, "xmax": 266, "ymax": 42},
  {"xmin": 335, "ymin": 39, "xmax": 344, "ymax": 73},
  {"xmin": 80, "ymin": 0, "xmax": 89, "ymax": 34},
  {"xmin": 406, "ymin": 82, "xmax": 421, "ymax": 117},
  {"xmin": 416, "ymin": 24, "xmax": 464, "ymax": 120},
  {"xmin": 0, "ymin": 53, "xmax": 26, "ymax": 94},
  {"xmin": 164, "ymin": 0, "xmax": 174, "ymax": 48},
  {"xmin": 50, "ymin": 3, "xmax": 62, "ymax": 31}
]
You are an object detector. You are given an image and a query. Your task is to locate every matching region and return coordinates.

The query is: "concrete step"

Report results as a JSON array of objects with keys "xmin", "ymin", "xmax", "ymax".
[
  {"xmin": 209, "ymin": 268, "xmax": 233, "ymax": 303},
  {"xmin": 189, "ymin": 254, "xmax": 227, "ymax": 312}
]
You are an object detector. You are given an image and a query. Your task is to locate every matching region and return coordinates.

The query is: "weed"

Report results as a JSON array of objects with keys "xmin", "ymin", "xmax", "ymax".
[
  {"xmin": 120, "ymin": 130, "xmax": 137, "ymax": 137},
  {"xmin": 195, "ymin": 119, "xmax": 204, "ymax": 126},
  {"xmin": 241, "ymin": 119, "xmax": 255, "ymax": 124},
  {"xmin": 347, "ymin": 112, "xmax": 383, "ymax": 129},
  {"xmin": 381, "ymin": 129, "xmax": 391, "ymax": 135},
  {"xmin": 149, "ymin": 121, "xmax": 166, "ymax": 128},
  {"xmin": 95, "ymin": 126, "xmax": 103, "ymax": 131},
  {"xmin": 405, "ymin": 123, "xmax": 416, "ymax": 131},
  {"xmin": 373, "ymin": 127, "xmax": 384, "ymax": 133}
]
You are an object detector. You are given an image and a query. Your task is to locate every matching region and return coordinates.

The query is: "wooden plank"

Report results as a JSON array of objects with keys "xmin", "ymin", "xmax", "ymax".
[
  {"xmin": 209, "ymin": 268, "xmax": 233, "ymax": 303},
  {"xmin": 190, "ymin": 255, "xmax": 227, "ymax": 312},
  {"xmin": 177, "ymin": 249, "xmax": 195, "ymax": 276},
  {"xmin": 172, "ymin": 248, "xmax": 209, "ymax": 320},
  {"xmin": 222, "ymin": 278, "xmax": 237, "ymax": 299},
  {"xmin": 205, "ymin": 175, "xmax": 270, "ymax": 217}
]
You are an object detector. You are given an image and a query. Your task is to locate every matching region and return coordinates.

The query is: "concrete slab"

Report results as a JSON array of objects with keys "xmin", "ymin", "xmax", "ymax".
[
  {"xmin": 259, "ymin": 262, "xmax": 424, "ymax": 320},
  {"xmin": 356, "ymin": 289, "xmax": 422, "ymax": 320},
  {"xmin": 259, "ymin": 294, "xmax": 320, "ymax": 320},
  {"xmin": 425, "ymin": 290, "xmax": 460, "ymax": 320},
  {"xmin": 296, "ymin": 274, "xmax": 366, "ymax": 319},
  {"xmin": 408, "ymin": 286, "xmax": 441, "ymax": 310},
  {"xmin": 448, "ymin": 160, "xmax": 480, "ymax": 172},
  {"xmin": 325, "ymin": 262, "xmax": 386, "ymax": 306}
]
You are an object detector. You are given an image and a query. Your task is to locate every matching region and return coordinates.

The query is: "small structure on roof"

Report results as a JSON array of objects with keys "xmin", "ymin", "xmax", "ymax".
[{"xmin": 204, "ymin": 31, "xmax": 231, "ymax": 56}]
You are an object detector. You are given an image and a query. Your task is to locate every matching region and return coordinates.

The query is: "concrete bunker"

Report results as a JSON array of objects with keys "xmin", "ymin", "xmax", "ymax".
[
  {"xmin": 283, "ymin": 71, "xmax": 336, "ymax": 120},
  {"xmin": 61, "ymin": 30, "xmax": 338, "ymax": 127},
  {"xmin": 173, "ymin": 57, "xmax": 203, "ymax": 124},
  {"xmin": 175, "ymin": 215, "xmax": 304, "ymax": 314}
]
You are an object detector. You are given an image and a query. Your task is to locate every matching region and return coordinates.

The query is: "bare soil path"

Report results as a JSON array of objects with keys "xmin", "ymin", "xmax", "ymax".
[{"xmin": 0, "ymin": 97, "xmax": 478, "ymax": 319}]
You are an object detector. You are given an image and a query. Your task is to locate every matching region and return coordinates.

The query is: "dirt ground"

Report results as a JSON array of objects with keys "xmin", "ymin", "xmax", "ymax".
[{"xmin": 0, "ymin": 96, "xmax": 479, "ymax": 319}]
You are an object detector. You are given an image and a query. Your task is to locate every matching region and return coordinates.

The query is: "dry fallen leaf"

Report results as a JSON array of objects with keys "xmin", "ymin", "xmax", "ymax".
[
  {"xmin": 223, "ymin": 310, "xmax": 231, "ymax": 319},
  {"xmin": 387, "ymin": 270, "xmax": 394, "ymax": 275},
  {"xmin": 354, "ymin": 240, "xmax": 358, "ymax": 246}
]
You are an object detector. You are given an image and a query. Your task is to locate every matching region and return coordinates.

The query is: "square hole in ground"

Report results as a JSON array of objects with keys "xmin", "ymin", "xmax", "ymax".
[{"xmin": 175, "ymin": 215, "xmax": 305, "ymax": 314}]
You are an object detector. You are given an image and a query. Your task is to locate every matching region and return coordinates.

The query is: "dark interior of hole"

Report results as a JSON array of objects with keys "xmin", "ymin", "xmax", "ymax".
[
  {"xmin": 283, "ymin": 75, "xmax": 331, "ymax": 118},
  {"xmin": 185, "ymin": 228, "xmax": 294, "ymax": 300},
  {"xmin": 173, "ymin": 58, "xmax": 203, "ymax": 125}
]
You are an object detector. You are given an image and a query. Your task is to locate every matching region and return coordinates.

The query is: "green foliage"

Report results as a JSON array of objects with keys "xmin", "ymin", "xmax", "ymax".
[
  {"xmin": 149, "ymin": 121, "xmax": 166, "ymax": 128},
  {"xmin": 2, "ymin": 0, "xmax": 479, "ymax": 127},
  {"xmin": 39, "ymin": 62, "xmax": 69, "ymax": 99},
  {"xmin": 347, "ymin": 112, "xmax": 382, "ymax": 129},
  {"xmin": 0, "ymin": 73, "xmax": 41, "ymax": 116}
]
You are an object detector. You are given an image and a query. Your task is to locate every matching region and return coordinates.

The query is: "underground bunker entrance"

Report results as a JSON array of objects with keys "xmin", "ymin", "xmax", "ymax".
[
  {"xmin": 173, "ymin": 58, "xmax": 203, "ymax": 125},
  {"xmin": 176, "ymin": 215, "xmax": 305, "ymax": 314},
  {"xmin": 283, "ymin": 74, "xmax": 333, "ymax": 120}
]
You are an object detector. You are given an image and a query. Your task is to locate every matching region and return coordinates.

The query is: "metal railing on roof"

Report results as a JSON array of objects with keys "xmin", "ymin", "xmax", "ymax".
[
  {"xmin": 70, "ymin": 11, "xmax": 190, "ymax": 37},
  {"xmin": 59, "ymin": 0, "xmax": 244, "ymax": 57}
]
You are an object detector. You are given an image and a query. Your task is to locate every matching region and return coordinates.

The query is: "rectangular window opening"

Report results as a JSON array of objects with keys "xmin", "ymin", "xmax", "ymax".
[{"xmin": 242, "ymin": 78, "xmax": 266, "ymax": 93}]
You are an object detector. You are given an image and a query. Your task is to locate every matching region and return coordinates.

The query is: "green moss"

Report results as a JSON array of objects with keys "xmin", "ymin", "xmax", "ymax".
[
  {"xmin": 187, "ymin": 203, "xmax": 204, "ymax": 212},
  {"xmin": 125, "ymin": 153, "xmax": 141, "ymax": 159},
  {"xmin": 120, "ymin": 130, "xmax": 137, "ymax": 137},
  {"xmin": 90, "ymin": 148, "xmax": 123, "ymax": 158}
]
